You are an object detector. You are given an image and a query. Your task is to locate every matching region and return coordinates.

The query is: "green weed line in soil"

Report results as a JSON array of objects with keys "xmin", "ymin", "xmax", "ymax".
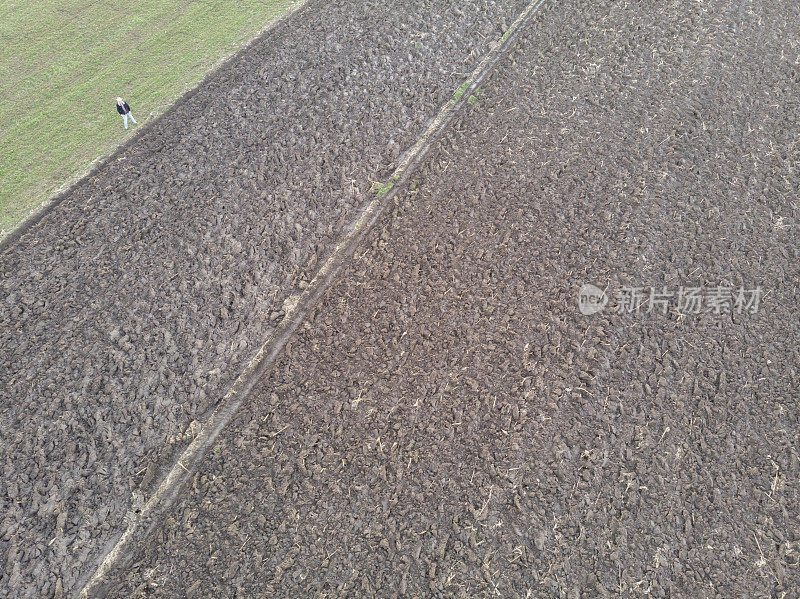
[
  {"xmin": 375, "ymin": 182, "xmax": 394, "ymax": 196},
  {"xmin": 373, "ymin": 174, "xmax": 400, "ymax": 196},
  {"xmin": 0, "ymin": 0, "xmax": 299, "ymax": 238},
  {"xmin": 468, "ymin": 87, "xmax": 483, "ymax": 105},
  {"xmin": 454, "ymin": 80, "xmax": 472, "ymax": 101}
]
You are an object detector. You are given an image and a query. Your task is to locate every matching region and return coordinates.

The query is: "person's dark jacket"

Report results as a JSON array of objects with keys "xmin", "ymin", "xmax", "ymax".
[{"xmin": 116, "ymin": 101, "xmax": 131, "ymax": 115}]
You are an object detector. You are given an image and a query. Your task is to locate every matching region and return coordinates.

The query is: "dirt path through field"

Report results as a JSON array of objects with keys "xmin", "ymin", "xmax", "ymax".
[{"xmin": 0, "ymin": 1, "xmax": 531, "ymax": 596}]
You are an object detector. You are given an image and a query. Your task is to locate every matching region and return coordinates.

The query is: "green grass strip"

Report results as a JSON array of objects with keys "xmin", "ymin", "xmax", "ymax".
[{"xmin": 0, "ymin": 0, "xmax": 297, "ymax": 234}]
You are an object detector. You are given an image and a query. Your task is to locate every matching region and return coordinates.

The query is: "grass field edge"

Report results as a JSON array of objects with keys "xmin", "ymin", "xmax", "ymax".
[{"xmin": 0, "ymin": 0, "xmax": 315, "ymax": 254}]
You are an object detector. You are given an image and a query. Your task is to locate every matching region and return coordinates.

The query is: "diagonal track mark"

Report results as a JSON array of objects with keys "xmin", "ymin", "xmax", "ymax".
[{"xmin": 76, "ymin": 0, "xmax": 549, "ymax": 596}]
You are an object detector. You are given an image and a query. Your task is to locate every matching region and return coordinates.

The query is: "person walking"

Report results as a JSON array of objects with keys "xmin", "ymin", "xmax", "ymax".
[{"xmin": 116, "ymin": 97, "xmax": 137, "ymax": 130}]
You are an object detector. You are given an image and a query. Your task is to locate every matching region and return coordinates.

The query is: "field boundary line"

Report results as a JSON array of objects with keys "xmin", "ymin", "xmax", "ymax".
[
  {"xmin": 75, "ymin": 0, "xmax": 548, "ymax": 596},
  {"xmin": 0, "ymin": 0, "xmax": 315, "ymax": 253}
]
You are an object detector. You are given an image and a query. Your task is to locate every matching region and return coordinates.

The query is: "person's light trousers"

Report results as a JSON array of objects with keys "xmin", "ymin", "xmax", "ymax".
[{"xmin": 123, "ymin": 113, "xmax": 137, "ymax": 129}]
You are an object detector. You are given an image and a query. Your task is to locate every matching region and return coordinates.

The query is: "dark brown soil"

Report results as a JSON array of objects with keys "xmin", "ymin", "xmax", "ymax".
[
  {"xmin": 104, "ymin": 0, "xmax": 799, "ymax": 597},
  {"xmin": 0, "ymin": 1, "xmax": 531, "ymax": 596}
]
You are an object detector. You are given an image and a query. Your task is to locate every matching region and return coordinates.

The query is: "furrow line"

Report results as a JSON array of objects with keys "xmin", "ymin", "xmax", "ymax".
[{"xmin": 76, "ymin": 1, "xmax": 548, "ymax": 595}]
